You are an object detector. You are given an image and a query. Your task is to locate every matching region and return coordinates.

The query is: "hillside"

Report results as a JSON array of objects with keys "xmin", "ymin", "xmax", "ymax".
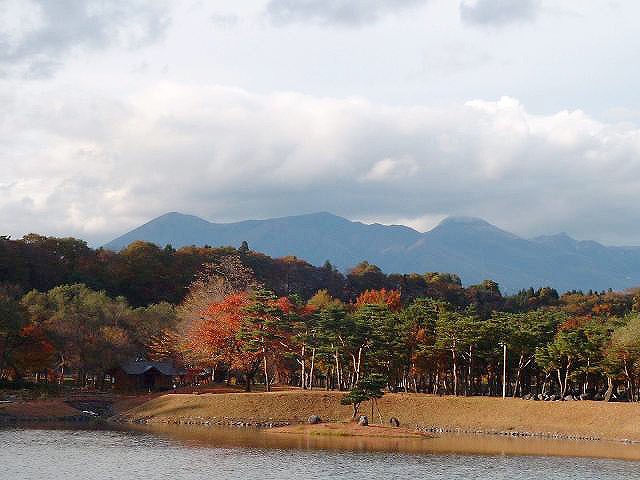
[{"xmin": 104, "ymin": 212, "xmax": 640, "ymax": 292}]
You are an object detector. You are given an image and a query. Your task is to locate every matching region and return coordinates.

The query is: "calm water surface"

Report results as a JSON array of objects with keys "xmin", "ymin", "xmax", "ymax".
[{"xmin": 2, "ymin": 426, "xmax": 640, "ymax": 480}]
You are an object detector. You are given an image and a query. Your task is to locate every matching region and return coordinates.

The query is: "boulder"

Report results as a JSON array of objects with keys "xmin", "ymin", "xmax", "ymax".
[
  {"xmin": 564, "ymin": 395, "xmax": 574, "ymax": 401},
  {"xmin": 522, "ymin": 394, "xmax": 532, "ymax": 400},
  {"xmin": 389, "ymin": 417, "xmax": 400, "ymax": 427},
  {"xmin": 357, "ymin": 415, "xmax": 369, "ymax": 426},
  {"xmin": 537, "ymin": 394, "xmax": 545, "ymax": 401},
  {"xmin": 579, "ymin": 393, "xmax": 592, "ymax": 401},
  {"xmin": 307, "ymin": 415, "xmax": 322, "ymax": 425}
]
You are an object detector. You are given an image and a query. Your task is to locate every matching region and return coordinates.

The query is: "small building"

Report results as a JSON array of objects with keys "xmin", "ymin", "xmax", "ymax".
[{"xmin": 108, "ymin": 360, "xmax": 186, "ymax": 392}]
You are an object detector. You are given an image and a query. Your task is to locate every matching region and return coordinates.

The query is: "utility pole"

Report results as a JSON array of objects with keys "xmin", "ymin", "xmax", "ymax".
[{"xmin": 500, "ymin": 342, "xmax": 507, "ymax": 398}]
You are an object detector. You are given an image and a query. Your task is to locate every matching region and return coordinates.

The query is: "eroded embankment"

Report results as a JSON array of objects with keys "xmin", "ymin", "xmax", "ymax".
[{"xmin": 115, "ymin": 391, "xmax": 640, "ymax": 442}]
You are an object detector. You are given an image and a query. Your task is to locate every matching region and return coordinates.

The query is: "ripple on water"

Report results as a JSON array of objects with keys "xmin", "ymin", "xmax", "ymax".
[{"xmin": 0, "ymin": 427, "xmax": 639, "ymax": 480}]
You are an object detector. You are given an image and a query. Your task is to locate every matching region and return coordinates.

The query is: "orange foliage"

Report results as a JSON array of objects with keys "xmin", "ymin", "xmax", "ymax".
[
  {"xmin": 189, "ymin": 293, "xmax": 261, "ymax": 373},
  {"xmin": 355, "ymin": 289, "xmax": 402, "ymax": 311},
  {"xmin": 559, "ymin": 315, "xmax": 591, "ymax": 331}
]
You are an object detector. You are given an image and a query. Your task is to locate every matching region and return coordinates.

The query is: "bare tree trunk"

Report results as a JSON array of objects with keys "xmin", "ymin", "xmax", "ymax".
[
  {"xmin": 262, "ymin": 345, "xmax": 270, "ymax": 392},
  {"xmin": 58, "ymin": 353, "xmax": 66, "ymax": 386},
  {"xmin": 604, "ymin": 376, "xmax": 614, "ymax": 402},
  {"xmin": 374, "ymin": 398, "xmax": 383, "ymax": 423},
  {"xmin": 308, "ymin": 348, "xmax": 315, "ymax": 390},
  {"xmin": 466, "ymin": 345, "xmax": 472, "ymax": 396},
  {"xmin": 334, "ymin": 350, "xmax": 341, "ymax": 390},
  {"xmin": 513, "ymin": 354, "xmax": 533, "ymax": 398},
  {"xmin": 300, "ymin": 344, "xmax": 306, "ymax": 389},
  {"xmin": 557, "ymin": 360, "xmax": 572, "ymax": 398},
  {"xmin": 350, "ymin": 353, "xmax": 358, "ymax": 388},
  {"xmin": 584, "ymin": 357, "xmax": 591, "ymax": 394},
  {"xmin": 451, "ymin": 348, "xmax": 458, "ymax": 397}
]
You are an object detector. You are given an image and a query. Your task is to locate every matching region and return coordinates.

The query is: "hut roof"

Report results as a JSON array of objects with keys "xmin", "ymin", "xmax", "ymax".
[{"xmin": 118, "ymin": 360, "xmax": 186, "ymax": 376}]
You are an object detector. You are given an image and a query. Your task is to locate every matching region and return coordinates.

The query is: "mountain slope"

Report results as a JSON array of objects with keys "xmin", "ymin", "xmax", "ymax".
[{"xmin": 104, "ymin": 212, "xmax": 640, "ymax": 293}]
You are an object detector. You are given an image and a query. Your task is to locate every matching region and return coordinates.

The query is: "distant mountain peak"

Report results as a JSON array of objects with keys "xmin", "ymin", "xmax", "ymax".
[
  {"xmin": 433, "ymin": 216, "xmax": 517, "ymax": 236},
  {"xmin": 154, "ymin": 211, "xmax": 204, "ymax": 221},
  {"xmin": 437, "ymin": 216, "xmax": 493, "ymax": 227},
  {"xmin": 104, "ymin": 211, "xmax": 640, "ymax": 293}
]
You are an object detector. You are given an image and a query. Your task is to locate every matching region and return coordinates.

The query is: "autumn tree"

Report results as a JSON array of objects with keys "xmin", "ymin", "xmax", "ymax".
[
  {"xmin": 355, "ymin": 289, "xmax": 401, "ymax": 311},
  {"xmin": 21, "ymin": 284, "xmax": 134, "ymax": 386},
  {"xmin": 189, "ymin": 293, "xmax": 262, "ymax": 390},
  {"xmin": 0, "ymin": 295, "xmax": 30, "ymax": 379}
]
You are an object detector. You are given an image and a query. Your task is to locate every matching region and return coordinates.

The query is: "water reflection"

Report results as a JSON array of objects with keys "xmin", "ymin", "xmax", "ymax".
[
  {"xmin": 136, "ymin": 423, "xmax": 640, "ymax": 461},
  {"xmin": 1, "ymin": 426, "xmax": 639, "ymax": 480}
]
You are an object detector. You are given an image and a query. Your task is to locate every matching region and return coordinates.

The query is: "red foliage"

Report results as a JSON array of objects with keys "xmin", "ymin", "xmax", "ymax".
[
  {"xmin": 273, "ymin": 296, "xmax": 294, "ymax": 314},
  {"xmin": 189, "ymin": 293, "xmax": 261, "ymax": 373},
  {"xmin": 14, "ymin": 324, "xmax": 55, "ymax": 372},
  {"xmin": 355, "ymin": 289, "xmax": 402, "ymax": 311}
]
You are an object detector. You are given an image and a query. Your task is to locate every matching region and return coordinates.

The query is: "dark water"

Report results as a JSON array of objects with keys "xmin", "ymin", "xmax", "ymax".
[{"xmin": 2, "ymin": 426, "xmax": 640, "ymax": 480}]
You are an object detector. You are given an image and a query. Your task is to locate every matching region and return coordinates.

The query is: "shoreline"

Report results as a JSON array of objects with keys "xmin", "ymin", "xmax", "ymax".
[
  {"xmin": 112, "ymin": 390, "xmax": 640, "ymax": 445},
  {"xmin": 5, "ymin": 390, "xmax": 640, "ymax": 451}
]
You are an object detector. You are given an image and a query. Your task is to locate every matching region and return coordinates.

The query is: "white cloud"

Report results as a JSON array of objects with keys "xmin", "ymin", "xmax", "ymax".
[
  {"xmin": 2, "ymin": 82, "xmax": 640, "ymax": 245},
  {"xmin": 0, "ymin": 0, "xmax": 169, "ymax": 77},
  {"xmin": 460, "ymin": 0, "xmax": 540, "ymax": 27},
  {"xmin": 362, "ymin": 156, "xmax": 419, "ymax": 182},
  {"xmin": 266, "ymin": 0, "xmax": 428, "ymax": 26}
]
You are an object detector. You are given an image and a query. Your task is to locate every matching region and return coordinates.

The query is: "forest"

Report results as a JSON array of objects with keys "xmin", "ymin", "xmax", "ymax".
[{"xmin": 2, "ymin": 233, "xmax": 640, "ymax": 401}]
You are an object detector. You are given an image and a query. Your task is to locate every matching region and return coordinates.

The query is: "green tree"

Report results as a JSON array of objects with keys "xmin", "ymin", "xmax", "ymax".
[
  {"xmin": 240, "ymin": 288, "xmax": 289, "ymax": 392},
  {"xmin": 488, "ymin": 311, "xmax": 562, "ymax": 397},
  {"xmin": 340, "ymin": 373, "xmax": 386, "ymax": 420},
  {"xmin": 435, "ymin": 308, "xmax": 480, "ymax": 396},
  {"xmin": 536, "ymin": 328, "xmax": 587, "ymax": 398}
]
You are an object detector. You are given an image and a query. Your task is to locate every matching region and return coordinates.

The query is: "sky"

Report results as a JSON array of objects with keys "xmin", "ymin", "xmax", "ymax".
[{"xmin": 2, "ymin": 0, "xmax": 640, "ymax": 246}]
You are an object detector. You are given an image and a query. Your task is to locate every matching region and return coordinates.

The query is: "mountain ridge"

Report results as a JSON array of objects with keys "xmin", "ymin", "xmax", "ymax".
[{"xmin": 104, "ymin": 212, "xmax": 640, "ymax": 293}]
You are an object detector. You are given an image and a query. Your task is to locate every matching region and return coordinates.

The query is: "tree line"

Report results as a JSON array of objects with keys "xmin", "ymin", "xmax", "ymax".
[
  {"xmin": 2, "ymin": 234, "xmax": 640, "ymax": 401},
  {"xmin": 175, "ymin": 272, "xmax": 640, "ymax": 402},
  {"xmin": 0, "ymin": 233, "xmax": 556, "ymax": 310}
]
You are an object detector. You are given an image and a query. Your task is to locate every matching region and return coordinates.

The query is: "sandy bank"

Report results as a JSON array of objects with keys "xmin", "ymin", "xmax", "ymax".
[
  {"xmin": 116, "ymin": 391, "xmax": 640, "ymax": 442},
  {"xmin": 270, "ymin": 422, "xmax": 432, "ymax": 439}
]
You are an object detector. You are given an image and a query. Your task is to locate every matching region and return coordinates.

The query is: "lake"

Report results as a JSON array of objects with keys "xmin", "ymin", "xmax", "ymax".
[{"xmin": 2, "ymin": 425, "xmax": 640, "ymax": 480}]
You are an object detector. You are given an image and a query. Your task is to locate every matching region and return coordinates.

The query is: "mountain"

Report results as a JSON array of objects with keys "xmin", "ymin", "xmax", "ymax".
[{"xmin": 104, "ymin": 212, "xmax": 640, "ymax": 293}]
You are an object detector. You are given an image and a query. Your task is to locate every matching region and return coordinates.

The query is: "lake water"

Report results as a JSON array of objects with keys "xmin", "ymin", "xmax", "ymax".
[{"xmin": 2, "ymin": 425, "xmax": 640, "ymax": 480}]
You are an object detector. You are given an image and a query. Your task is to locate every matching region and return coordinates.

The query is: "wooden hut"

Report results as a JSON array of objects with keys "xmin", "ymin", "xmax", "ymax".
[{"xmin": 108, "ymin": 360, "xmax": 186, "ymax": 392}]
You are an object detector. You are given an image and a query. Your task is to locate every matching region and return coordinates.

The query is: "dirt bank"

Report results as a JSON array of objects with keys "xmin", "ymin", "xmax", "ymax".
[
  {"xmin": 0, "ymin": 393, "xmax": 157, "ymax": 423},
  {"xmin": 117, "ymin": 391, "xmax": 640, "ymax": 442}
]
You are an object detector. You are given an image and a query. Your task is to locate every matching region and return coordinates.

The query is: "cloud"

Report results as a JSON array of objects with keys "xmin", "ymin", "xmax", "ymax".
[
  {"xmin": 361, "ymin": 156, "xmax": 419, "ymax": 182},
  {"xmin": 2, "ymin": 83, "xmax": 640, "ymax": 246},
  {"xmin": 0, "ymin": 0, "xmax": 169, "ymax": 76},
  {"xmin": 266, "ymin": 0, "xmax": 427, "ymax": 26},
  {"xmin": 210, "ymin": 13, "xmax": 240, "ymax": 28},
  {"xmin": 459, "ymin": 0, "xmax": 540, "ymax": 27}
]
